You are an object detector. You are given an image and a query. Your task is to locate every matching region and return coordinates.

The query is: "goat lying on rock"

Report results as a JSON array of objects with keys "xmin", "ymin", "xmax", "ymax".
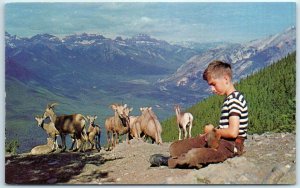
[
  {"xmin": 31, "ymin": 138, "xmax": 55, "ymax": 155},
  {"xmin": 86, "ymin": 115, "xmax": 101, "ymax": 151}
]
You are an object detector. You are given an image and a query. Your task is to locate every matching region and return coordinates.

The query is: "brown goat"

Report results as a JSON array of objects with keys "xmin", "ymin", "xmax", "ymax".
[
  {"xmin": 43, "ymin": 103, "xmax": 88, "ymax": 152},
  {"xmin": 105, "ymin": 104, "xmax": 131, "ymax": 150},
  {"xmin": 129, "ymin": 116, "xmax": 142, "ymax": 139},
  {"xmin": 86, "ymin": 115, "xmax": 101, "ymax": 151},
  {"xmin": 134, "ymin": 107, "xmax": 162, "ymax": 144}
]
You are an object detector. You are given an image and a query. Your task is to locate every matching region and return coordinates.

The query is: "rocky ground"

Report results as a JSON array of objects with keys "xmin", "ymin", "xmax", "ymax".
[{"xmin": 5, "ymin": 132, "xmax": 296, "ymax": 185}]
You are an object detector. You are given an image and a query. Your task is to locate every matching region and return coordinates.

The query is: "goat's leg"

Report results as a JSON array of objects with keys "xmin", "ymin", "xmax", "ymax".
[
  {"xmin": 69, "ymin": 137, "xmax": 77, "ymax": 151},
  {"xmin": 111, "ymin": 132, "xmax": 115, "ymax": 148},
  {"xmin": 96, "ymin": 134, "xmax": 101, "ymax": 151},
  {"xmin": 178, "ymin": 126, "xmax": 182, "ymax": 140},
  {"xmin": 106, "ymin": 131, "xmax": 111, "ymax": 150},
  {"xmin": 188, "ymin": 124, "xmax": 192, "ymax": 138},
  {"xmin": 116, "ymin": 133, "xmax": 119, "ymax": 144},
  {"xmin": 183, "ymin": 127, "xmax": 187, "ymax": 139},
  {"xmin": 50, "ymin": 135, "xmax": 57, "ymax": 151},
  {"xmin": 69, "ymin": 134, "xmax": 76, "ymax": 151},
  {"xmin": 91, "ymin": 136, "xmax": 96, "ymax": 150},
  {"xmin": 61, "ymin": 134, "xmax": 67, "ymax": 152}
]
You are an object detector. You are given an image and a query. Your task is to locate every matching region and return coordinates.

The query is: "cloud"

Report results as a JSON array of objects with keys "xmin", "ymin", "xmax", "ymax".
[{"xmin": 5, "ymin": 2, "xmax": 295, "ymax": 43}]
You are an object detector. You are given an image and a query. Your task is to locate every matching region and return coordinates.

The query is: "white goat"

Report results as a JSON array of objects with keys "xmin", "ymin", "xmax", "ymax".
[
  {"xmin": 174, "ymin": 105, "xmax": 194, "ymax": 140},
  {"xmin": 35, "ymin": 115, "xmax": 60, "ymax": 151}
]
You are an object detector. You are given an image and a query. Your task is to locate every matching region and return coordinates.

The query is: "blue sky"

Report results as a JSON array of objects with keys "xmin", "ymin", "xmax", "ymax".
[{"xmin": 5, "ymin": 2, "xmax": 296, "ymax": 43}]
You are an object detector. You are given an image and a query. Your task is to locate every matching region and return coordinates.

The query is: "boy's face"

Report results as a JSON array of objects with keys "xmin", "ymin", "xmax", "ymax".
[{"xmin": 207, "ymin": 75, "xmax": 228, "ymax": 96}]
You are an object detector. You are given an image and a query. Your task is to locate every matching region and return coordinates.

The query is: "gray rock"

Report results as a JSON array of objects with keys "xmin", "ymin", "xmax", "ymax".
[{"xmin": 262, "ymin": 164, "xmax": 291, "ymax": 184}]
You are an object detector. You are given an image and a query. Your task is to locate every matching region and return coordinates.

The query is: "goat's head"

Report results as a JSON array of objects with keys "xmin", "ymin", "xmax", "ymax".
[
  {"xmin": 140, "ymin": 107, "xmax": 148, "ymax": 115},
  {"xmin": 34, "ymin": 115, "xmax": 44, "ymax": 127},
  {"xmin": 87, "ymin": 115, "xmax": 97, "ymax": 126},
  {"xmin": 111, "ymin": 104, "xmax": 127, "ymax": 119},
  {"xmin": 174, "ymin": 104, "xmax": 181, "ymax": 113},
  {"xmin": 123, "ymin": 107, "xmax": 133, "ymax": 117},
  {"xmin": 43, "ymin": 103, "xmax": 58, "ymax": 120}
]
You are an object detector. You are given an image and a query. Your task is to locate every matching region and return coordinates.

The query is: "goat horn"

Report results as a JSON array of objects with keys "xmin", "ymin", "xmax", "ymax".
[{"xmin": 48, "ymin": 103, "xmax": 59, "ymax": 108}]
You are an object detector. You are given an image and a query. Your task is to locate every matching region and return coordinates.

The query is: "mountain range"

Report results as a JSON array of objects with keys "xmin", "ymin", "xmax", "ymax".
[{"xmin": 159, "ymin": 26, "xmax": 296, "ymax": 99}]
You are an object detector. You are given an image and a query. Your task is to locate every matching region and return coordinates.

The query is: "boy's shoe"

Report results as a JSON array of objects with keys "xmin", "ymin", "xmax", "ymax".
[{"xmin": 149, "ymin": 154, "xmax": 170, "ymax": 167}]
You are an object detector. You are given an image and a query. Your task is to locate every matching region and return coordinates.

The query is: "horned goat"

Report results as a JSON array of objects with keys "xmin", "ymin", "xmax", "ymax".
[{"xmin": 43, "ymin": 103, "xmax": 88, "ymax": 152}]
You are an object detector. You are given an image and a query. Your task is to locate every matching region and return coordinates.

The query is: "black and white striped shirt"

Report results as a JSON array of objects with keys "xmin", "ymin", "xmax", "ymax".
[{"xmin": 219, "ymin": 91, "xmax": 248, "ymax": 138}]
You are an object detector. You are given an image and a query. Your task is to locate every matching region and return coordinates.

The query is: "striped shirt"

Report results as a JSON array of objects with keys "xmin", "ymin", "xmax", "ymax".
[{"xmin": 219, "ymin": 91, "xmax": 248, "ymax": 138}]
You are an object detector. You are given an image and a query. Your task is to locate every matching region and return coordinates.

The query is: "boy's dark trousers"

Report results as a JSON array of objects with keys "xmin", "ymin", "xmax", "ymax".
[{"xmin": 168, "ymin": 134, "xmax": 245, "ymax": 168}]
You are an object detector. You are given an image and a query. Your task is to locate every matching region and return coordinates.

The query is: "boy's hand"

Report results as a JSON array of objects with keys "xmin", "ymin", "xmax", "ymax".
[{"xmin": 204, "ymin": 124, "xmax": 214, "ymax": 133}]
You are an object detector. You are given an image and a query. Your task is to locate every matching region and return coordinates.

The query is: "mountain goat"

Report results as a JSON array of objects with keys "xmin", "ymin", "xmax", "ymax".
[
  {"xmin": 134, "ymin": 107, "xmax": 162, "ymax": 144},
  {"xmin": 43, "ymin": 103, "xmax": 88, "ymax": 152},
  {"xmin": 31, "ymin": 138, "xmax": 55, "ymax": 155},
  {"xmin": 174, "ymin": 105, "xmax": 193, "ymax": 140},
  {"xmin": 86, "ymin": 115, "xmax": 101, "ymax": 151},
  {"xmin": 34, "ymin": 115, "xmax": 59, "ymax": 151},
  {"xmin": 105, "ymin": 104, "xmax": 131, "ymax": 150}
]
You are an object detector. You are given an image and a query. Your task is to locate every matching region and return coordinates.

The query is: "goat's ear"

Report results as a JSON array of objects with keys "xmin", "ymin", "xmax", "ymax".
[
  {"xmin": 94, "ymin": 115, "xmax": 97, "ymax": 119},
  {"xmin": 123, "ymin": 104, "xmax": 127, "ymax": 108},
  {"xmin": 87, "ymin": 115, "xmax": 91, "ymax": 119},
  {"xmin": 129, "ymin": 108, "xmax": 133, "ymax": 112},
  {"xmin": 148, "ymin": 107, "xmax": 152, "ymax": 110}
]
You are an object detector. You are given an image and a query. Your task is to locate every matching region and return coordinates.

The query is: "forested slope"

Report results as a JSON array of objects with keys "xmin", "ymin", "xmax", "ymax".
[{"xmin": 162, "ymin": 52, "xmax": 296, "ymax": 141}]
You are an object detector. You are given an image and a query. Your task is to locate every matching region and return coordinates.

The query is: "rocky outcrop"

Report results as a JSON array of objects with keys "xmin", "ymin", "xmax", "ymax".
[{"xmin": 5, "ymin": 132, "xmax": 295, "ymax": 184}]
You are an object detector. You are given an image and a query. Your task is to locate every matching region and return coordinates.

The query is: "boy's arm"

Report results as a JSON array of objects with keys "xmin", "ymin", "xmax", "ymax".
[{"xmin": 216, "ymin": 115, "xmax": 240, "ymax": 139}]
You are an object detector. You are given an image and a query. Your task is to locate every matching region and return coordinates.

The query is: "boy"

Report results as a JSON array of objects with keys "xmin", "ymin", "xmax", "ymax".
[{"xmin": 150, "ymin": 60, "xmax": 248, "ymax": 168}]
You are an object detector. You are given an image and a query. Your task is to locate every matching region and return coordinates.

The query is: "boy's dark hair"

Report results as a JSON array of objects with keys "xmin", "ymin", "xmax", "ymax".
[{"xmin": 203, "ymin": 60, "xmax": 232, "ymax": 81}]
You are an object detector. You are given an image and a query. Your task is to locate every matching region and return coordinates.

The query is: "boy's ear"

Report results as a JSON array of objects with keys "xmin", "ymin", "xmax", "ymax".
[{"xmin": 223, "ymin": 74, "xmax": 229, "ymax": 81}]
